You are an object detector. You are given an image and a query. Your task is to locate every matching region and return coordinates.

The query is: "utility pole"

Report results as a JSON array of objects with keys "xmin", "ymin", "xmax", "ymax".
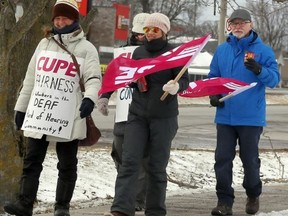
[{"xmin": 218, "ymin": 0, "xmax": 228, "ymax": 44}]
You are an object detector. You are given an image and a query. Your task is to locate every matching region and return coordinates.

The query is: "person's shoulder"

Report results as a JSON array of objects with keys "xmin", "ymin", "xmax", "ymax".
[
  {"xmin": 133, "ymin": 45, "xmax": 145, "ymax": 53},
  {"xmin": 167, "ymin": 42, "xmax": 177, "ymax": 48},
  {"xmin": 38, "ymin": 37, "xmax": 49, "ymax": 44},
  {"xmin": 166, "ymin": 42, "xmax": 180, "ymax": 52},
  {"xmin": 132, "ymin": 45, "xmax": 146, "ymax": 59},
  {"xmin": 36, "ymin": 37, "xmax": 51, "ymax": 50},
  {"xmin": 217, "ymin": 41, "xmax": 229, "ymax": 49},
  {"xmin": 77, "ymin": 37, "xmax": 98, "ymax": 51},
  {"xmin": 81, "ymin": 38, "xmax": 96, "ymax": 47},
  {"xmin": 253, "ymin": 35, "xmax": 274, "ymax": 53}
]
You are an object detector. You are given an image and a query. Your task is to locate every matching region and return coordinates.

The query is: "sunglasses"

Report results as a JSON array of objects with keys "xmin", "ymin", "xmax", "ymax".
[
  {"xmin": 143, "ymin": 27, "xmax": 161, "ymax": 34},
  {"xmin": 134, "ymin": 33, "xmax": 145, "ymax": 37}
]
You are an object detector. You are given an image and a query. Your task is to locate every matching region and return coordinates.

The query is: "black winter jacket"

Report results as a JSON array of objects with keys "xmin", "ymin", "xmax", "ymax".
[{"xmin": 129, "ymin": 38, "xmax": 189, "ymax": 119}]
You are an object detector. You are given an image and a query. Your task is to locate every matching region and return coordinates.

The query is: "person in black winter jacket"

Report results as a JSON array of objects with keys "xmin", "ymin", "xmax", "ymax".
[
  {"xmin": 106, "ymin": 12, "xmax": 189, "ymax": 216},
  {"xmin": 97, "ymin": 13, "xmax": 149, "ymax": 212}
]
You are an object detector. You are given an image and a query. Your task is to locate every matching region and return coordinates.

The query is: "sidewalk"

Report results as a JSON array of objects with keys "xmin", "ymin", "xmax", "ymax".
[
  {"xmin": 37, "ymin": 184, "xmax": 288, "ymax": 216},
  {"xmin": 266, "ymin": 87, "xmax": 288, "ymax": 95}
]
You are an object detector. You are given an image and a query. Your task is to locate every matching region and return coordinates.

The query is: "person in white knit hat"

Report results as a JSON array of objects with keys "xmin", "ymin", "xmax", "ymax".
[
  {"xmin": 132, "ymin": 13, "xmax": 149, "ymax": 32},
  {"xmin": 105, "ymin": 12, "xmax": 189, "ymax": 216},
  {"xmin": 97, "ymin": 12, "xmax": 150, "ymax": 213},
  {"xmin": 143, "ymin": 12, "xmax": 170, "ymax": 34},
  {"xmin": 115, "ymin": 12, "xmax": 150, "ymax": 47},
  {"xmin": 4, "ymin": 0, "xmax": 102, "ymax": 216}
]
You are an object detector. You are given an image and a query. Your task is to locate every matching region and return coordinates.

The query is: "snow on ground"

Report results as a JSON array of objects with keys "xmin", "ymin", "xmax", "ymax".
[
  {"xmin": 2, "ymin": 92, "xmax": 287, "ymax": 215},
  {"xmin": 28, "ymin": 147, "xmax": 288, "ymax": 215}
]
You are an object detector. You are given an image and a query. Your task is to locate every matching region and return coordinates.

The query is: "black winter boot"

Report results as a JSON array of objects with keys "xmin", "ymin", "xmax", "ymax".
[
  {"xmin": 211, "ymin": 202, "xmax": 233, "ymax": 215},
  {"xmin": 54, "ymin": 203, "xmax": 70, "ymax": 216},
  {"xmin": 4, "ymin": 197, "xmax": 33, "ymax": 216},
  {"xmin": 246, "ymin": 196, "xmax": 259, "ymax": 214},
  {"xmin": 4, "ymin": 177, "xmax": 39, "ymax": 216},
  {"xmin": 54, "ymin": 179, "xmax": 75, "ymax": 216}
]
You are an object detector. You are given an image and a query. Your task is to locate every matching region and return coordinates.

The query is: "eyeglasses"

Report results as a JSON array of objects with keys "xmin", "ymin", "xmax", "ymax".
[
  {"xmin": 143, "ymin": 27, "xmax": 161, "ymax": 34},
  {"xmin": 229, "ymin": 21, "xmax": 251, "ymax": 28}
]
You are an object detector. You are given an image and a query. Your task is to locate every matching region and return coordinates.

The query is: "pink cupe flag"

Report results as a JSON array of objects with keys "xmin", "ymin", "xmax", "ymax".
[
  {"xmin": 98, "ymin": 34, "xmax": 211, "ymax": 95},
  {"xmin": 179, "ymin": 77, "xmax": 257, "ymax": 98}
]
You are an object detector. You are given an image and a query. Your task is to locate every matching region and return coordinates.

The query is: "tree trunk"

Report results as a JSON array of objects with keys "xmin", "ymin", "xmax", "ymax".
[{"xmin": 0, "ymin": 0, "xmax": 55, "ymax": 210}]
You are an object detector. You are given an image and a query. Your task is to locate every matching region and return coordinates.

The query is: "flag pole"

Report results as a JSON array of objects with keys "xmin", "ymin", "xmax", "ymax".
[
  {"xmin": 160, "ymin": 65, "xmax": 189, "ymax": 101},
  {"xmin": 160, "ymin": 34, "xmax": 211, "ymax": 101},
  {"xmin": 218, "ymin": 82, "xmax": 257, "ymax": 102},
  {"xmin": 218, "ymin": 93, "xmax": 234, "ymax": 102}
]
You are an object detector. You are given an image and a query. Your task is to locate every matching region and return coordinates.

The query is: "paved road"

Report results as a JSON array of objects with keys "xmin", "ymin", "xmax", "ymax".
[{"xmin": 95, "ymin": 105, "xmax": 288, "ymax": 150}]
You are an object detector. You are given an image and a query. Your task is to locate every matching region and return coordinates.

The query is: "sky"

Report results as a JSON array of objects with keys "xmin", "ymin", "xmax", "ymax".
[
  {"xmin": 198, "ymin": 0, "xmax": 247, "ymax": 23},
  {"xmin": 1, "ymin": 146, "xmax": 286, "ymax": 215}
]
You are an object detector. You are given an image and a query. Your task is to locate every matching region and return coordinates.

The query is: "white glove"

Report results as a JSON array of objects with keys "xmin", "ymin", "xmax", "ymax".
[
  {"xmin": 162, "ymin": 80, "xmax": 179, "ymax": 95},
  {"xmin": 96, "ymin": 98, "xmax": 109, "ymax": 116}
]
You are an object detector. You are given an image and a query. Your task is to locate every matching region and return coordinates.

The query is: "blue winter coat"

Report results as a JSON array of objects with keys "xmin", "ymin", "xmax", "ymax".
[{"xmin": 208, "ymin": 30, "xmax": 280, "ymax": 126}]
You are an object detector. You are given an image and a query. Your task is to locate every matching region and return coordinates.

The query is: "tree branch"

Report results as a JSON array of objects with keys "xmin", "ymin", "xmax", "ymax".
[
  {"xmin": 7, "ymin": 0, "xmax": 53, "ymax": 49},
  {"xmin": 81, "ymin": 7, "xmax": 98, "ymax": 34}
]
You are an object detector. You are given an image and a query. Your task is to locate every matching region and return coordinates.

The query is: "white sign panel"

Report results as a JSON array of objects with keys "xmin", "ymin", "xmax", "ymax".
[
  {"xmin": 22, "ymin": 50, "xmax": 84, "ymax": 139},
  {"xmin": 113, "ymin": 46, "xmax": 137, "ymax": 123}
]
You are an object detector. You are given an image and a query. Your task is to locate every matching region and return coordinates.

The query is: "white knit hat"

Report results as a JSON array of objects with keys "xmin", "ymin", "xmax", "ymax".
[
  {"xmin": 132, "ymin": 13, "xmax": 150, "ymax": 34},
  {"xmin": 52, "ymin": 0, "xmax": 79, "ymax": 21},
  {"xmin": 144, "ymin": 12, "xmax": 170, "ymax": 34}
]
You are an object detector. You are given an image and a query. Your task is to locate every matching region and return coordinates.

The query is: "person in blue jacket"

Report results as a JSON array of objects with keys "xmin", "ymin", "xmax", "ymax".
[{"xmin": 208, "ymin": 9, "xmax": 280, "ymax": 216}]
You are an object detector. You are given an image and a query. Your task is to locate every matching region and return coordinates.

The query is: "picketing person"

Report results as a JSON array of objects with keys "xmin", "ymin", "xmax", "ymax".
[
  {"xmin": 4, "ymin": 0, "xmax": 102, "ymax": 215},
  {"xmin": 104, "ymin": 12, "xmax": 189, "ymax": 216},
  {"xmin": 97, "ymin": 12, "xmax": 150, "ymax": 212},
  {"xmin": 208, "ymin": 9, "xmax": 280, "ymax": 216}
]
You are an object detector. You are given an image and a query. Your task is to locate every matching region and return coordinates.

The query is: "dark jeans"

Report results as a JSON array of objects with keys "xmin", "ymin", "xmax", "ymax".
[
  {"xmin": 111, "ymin": 114, "xmax": 178, "ymax": 216},
  {"xmin": 214, "ymin": 124, "xmax": 263, "ymax": 207},
  {"xmin": 22, "ymin": 136, "xmax": 78, "ymax": 198}
]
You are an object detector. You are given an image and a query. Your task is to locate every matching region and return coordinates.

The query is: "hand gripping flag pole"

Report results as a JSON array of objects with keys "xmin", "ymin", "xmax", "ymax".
[{"xmin": 160, "ymin": 34, "xmax": 211, "ymax": 101}]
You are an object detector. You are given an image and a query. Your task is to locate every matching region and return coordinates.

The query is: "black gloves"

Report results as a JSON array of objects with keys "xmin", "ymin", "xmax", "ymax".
[
  {"xmin": 15, "ymin": 111, "xmax": 26, "ymax": 130},
  {"xmin": 244, "ymin": 58, "xmax": 262, "ymax": 75},
  {"xmin": 209, "ymin": 95, "xmax": 224, "ymax": 107},
  {"xmin": 79, "ymin": 98, "xmax": 95, "ymax": 118}
]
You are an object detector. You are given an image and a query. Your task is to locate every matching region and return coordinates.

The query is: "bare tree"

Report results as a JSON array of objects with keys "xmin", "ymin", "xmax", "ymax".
[
  {"xmin": 134, "ymin": 0, "xmax": 210, "ymax": 38},
  {"xmin": 247, "ymin": 0, "xmax": 288, "ymax": 51},
  {"xmin": 93, "ymin": 0, "xmax": 214, "ymax": 39},
  {"xmin": 196, "ymin": 20, "xmax": 218, "ymax": 38}
]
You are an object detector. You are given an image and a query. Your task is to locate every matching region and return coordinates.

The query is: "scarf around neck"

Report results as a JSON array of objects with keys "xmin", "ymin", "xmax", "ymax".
[
  {"xmin": 144, "ymin": 37, "xmax": 168, "ymax": 52},
  {"xmin": 52, "ymin": 22, "xmax": 80, "ymax": 35}
]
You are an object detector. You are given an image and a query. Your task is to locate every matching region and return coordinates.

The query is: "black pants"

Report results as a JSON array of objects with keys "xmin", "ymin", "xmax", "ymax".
[
  {"xmin": 21, "ymin": 136, "xmax": 78, "ymax": 202},
  {"xmin": 111, "ymin": 114, "xmax": 178, "ymax": 216},
  {"xmin": 111, "ymin": 121, "xmax": 148, "ymax": 208},
  {"xmin": 214, "ymin": 124, "xmax": 263, "ymax": 207}
]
